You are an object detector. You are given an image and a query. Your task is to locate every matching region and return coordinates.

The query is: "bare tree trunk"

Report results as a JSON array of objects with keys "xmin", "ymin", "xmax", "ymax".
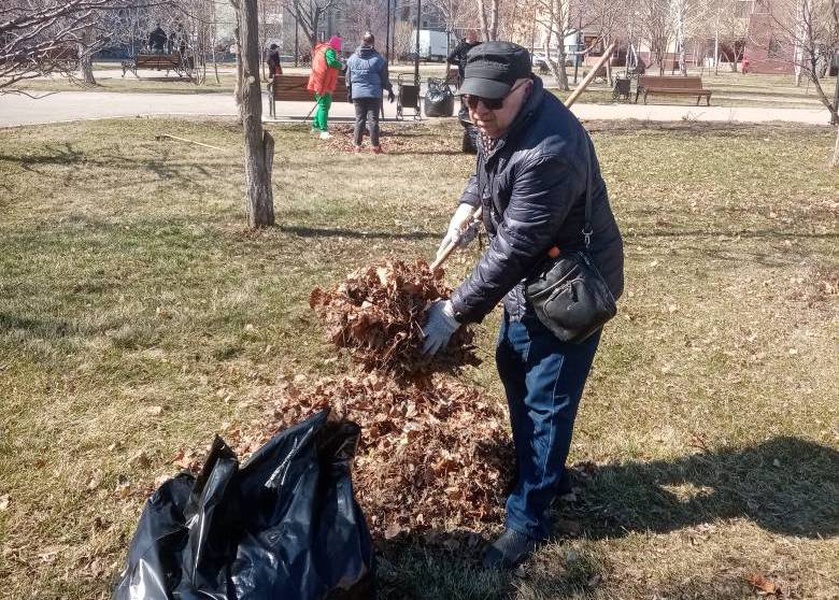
[
  {"xmin": 211, "ymin": 0, "xmax": 221, "ymax": 83},
  {"xmin": 78, "ymin": 27, "xmax": 96, "ymax": 85},
  {"xmin": 676, "ymin": 10, "xmax": 686, "ymax": 76},
  {"xmin": 477, "ymin": 0, "xmax": 498, "ymax": 40},
  {"xmin": 233, "ymin": 0, "xmax": 275, "ymax": 228},
  {"xmin": 478, "ymin": 0, "xmax": 490, "ymax": 40},
  {"xmin": 832, "ymin": 126, "xmax": 839, "ymax": 167},
  {"xmin": 543, "ymin": 27, "xmax": 569, "ymax": 92},
  {"xmin": 261, "ymin": 0, "xmax": 268, "ymax": 80},
  {"xmin": 79, "ymin": 50, "xmax": 96, "ymax": 84}
]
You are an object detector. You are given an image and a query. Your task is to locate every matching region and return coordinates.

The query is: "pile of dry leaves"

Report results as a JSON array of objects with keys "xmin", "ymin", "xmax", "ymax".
[
  {"xmin": 309, "ymin": 260, "xmax": 480, "ymax": 377},
  {"xmin": 227, "ymin": 373, "xmax": 513, "ymax": 539},
  {"xmin": 173, "ymin": 260, "xmax": 511, "ymax": 541}
]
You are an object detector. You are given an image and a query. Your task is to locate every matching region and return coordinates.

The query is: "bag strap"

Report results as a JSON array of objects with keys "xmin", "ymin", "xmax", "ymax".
[{"xmin": 582, "ymin": 136, "xmax": 593, "ymax": 249}]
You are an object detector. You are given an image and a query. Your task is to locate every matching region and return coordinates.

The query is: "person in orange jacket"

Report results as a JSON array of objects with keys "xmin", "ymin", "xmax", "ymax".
[{"xmin": 307, "ymin": 36, "xmax": 344, "ymax": 139}]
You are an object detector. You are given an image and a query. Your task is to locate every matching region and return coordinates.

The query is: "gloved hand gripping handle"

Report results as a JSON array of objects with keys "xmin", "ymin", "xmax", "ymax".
[{"xmin": 430, "ymin": 207, "xmax": 483, "ymax": 271}]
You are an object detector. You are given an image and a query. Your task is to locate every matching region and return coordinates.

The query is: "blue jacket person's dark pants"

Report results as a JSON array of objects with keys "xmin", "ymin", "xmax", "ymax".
[
  {"xmin": 353, "ymin": 97, "xmax": 382, "ymax": 147},
  {"xmin": 496, "ymin": 310, "xmax": 601, "ymax": 540}
]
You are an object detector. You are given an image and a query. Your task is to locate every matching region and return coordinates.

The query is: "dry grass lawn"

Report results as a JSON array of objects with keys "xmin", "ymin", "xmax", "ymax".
[{"xmin": 0, "ymin": 117, "xmax": 837, "ymax": 599}]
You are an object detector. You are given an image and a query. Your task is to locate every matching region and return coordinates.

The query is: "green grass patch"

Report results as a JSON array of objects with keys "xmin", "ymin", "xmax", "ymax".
[{"xmin": 0, "ymin": 117, "xmax": 837, "ymax": 599}]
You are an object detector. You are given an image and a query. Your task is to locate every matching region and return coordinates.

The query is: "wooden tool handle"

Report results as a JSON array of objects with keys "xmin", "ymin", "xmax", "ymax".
[{"xmin": 430, "ymin": 207, "xmax": 483, "ymax": 272}]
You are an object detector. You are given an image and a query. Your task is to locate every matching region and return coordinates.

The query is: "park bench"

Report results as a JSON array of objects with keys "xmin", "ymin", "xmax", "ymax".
[
  {"xmin": 268, "ymin": 73, "xmax": 348, "ymax": 117},
  {"xmin": 636, "ymin": 75, "xmax": 712, "ymax": 106},
  {"xmin": 270, "ymin": 73, "xmax": 347, "ymax": 102},
  {"xmin": 122, "ymin": 53, "xmax": 194, "ymax": 78}
]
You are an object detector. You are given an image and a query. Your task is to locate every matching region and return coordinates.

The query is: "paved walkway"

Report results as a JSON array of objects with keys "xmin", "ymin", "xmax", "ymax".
[{"xmin": 0, "ymin": 90, "xmax": 834, "ymax": 128}]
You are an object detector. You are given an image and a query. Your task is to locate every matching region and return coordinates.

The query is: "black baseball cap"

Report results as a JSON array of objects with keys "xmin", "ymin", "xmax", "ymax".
[{"xmin": 459, "ymin": 41, "xmax": 532, "ymax": 99}]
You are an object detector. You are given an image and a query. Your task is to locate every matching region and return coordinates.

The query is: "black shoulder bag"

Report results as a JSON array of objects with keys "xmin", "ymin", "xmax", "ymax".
[{"xmin": 524, "ymin": 142, "xmax": 617, "ymax": 343}]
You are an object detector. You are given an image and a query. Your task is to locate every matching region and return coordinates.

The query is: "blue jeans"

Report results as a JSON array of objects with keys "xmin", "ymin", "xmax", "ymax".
[{"xmin": 496, "ymin": 311, "xmax": 601, "ymax": 540}]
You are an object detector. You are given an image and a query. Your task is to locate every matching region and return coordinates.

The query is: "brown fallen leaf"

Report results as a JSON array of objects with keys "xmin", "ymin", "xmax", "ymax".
[
  {"xmin": 87, "ymin": 472, "xmax": 102, "ymax": 490},
  {"xmin": 384, "ymin": 523, "xmax": 403, "ymax": 540},
  {"xmin": 746, "ymin": 572, "xmax": 780, "ymax": 596},
  {"xmin": 309, "ymin": 260, "xmax": 480, "ymax": 378},
  {"xmin": 129, "ymin": 451, "xmax": 151, "ymax": 469}
]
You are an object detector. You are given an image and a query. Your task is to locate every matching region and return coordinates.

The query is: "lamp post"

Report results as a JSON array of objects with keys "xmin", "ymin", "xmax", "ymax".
[
  {"xmin": 414, "ymin": 0, "xmax": 421, "ymax": 86},
  {"xmin": 832, "ymin": 51, "xmax": 839, "ymax": 126},
  {"xmin": 573, "ymin": 16, "xmax": 582, "ymax": 84},
  {"xmin": 385, "ymin": 0, "xmax": 391, "ymax": 61},
  {"xmin": 293, "ymin": 0, "xmax": 299, "ymax": 67}
]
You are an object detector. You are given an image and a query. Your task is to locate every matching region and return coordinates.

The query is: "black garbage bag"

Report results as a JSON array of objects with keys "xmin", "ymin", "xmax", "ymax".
[
  {"xmin": 458, "ymin": 105, "xmax": 478, "ymax": 154},
  {"xmin": 113, "ymin": 410, "xmax": 375, "ymax": 600},
  {"xmin": 423, "ymin": 77, "xmax": 454, "ymax": 117}
]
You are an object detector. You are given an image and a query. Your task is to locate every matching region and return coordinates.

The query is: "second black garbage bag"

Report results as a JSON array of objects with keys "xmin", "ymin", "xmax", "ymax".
[
  {"xmin": 113, "ymin": 409, "xmax": 375, "ymax": 600},
  {"xmin": 423, "ymin": 77, "xmax": 455, "ymax": 117}
]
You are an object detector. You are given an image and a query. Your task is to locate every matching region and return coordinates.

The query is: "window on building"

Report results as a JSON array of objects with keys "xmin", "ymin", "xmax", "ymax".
[{"xmin": 768, "ymin": 37, "xmax": 782, "ymax": 58}]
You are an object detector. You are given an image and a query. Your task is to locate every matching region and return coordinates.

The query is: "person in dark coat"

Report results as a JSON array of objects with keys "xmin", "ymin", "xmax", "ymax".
[
  {"xmin": 345, "ymin": 32, "xmax": 394, "ymax": 153},
  {"xmin": 267, "ymin": 43, "xmax": 282, "ymax": 78},
  {"xmin": 446, "ymin": 29, "xmax": 481, "ymax": 86},
  {"xmin": 149, "ymin": 24, "xmax": 167, "ymax": 54},
  {"xmin": 422, "ymin": 41, "xmax": 624, "ymax": 570}
]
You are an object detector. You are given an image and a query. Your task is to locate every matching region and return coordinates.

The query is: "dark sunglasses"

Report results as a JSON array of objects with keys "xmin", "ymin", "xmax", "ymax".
[{"xmin": 463, "ymin": 79, "xmax": 529, "ymax": 110}]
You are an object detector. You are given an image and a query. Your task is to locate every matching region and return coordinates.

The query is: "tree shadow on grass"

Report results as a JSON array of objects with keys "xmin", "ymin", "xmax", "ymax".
[
  {"xmin": 0, "ymin": 143, "xmax": 85, "ymax": 169},
  {"xmin": 565, "ymin": 436, "xmax": 838, "ymax": 540},
  {"xmin": 1, "ymin": 142, "xmax": 218, "ymax": 188},
  {"xmin": 280, "ymin": 225, "xmax": 436, "ymax": 241},
  {"xmin": 520, "ymin": 564, "xmax": 769, "ymax": 600},
  {"xmin": 376, "ymin": 530, "xmax": 507, "ymax": 600},
  {"xmin": 375, "ymin": 436, "xmax": 837, "ymax": 598},
  {"xmin": 0, "ymin": 312, "xmax": 75, "ymax": 338},
  {"xmin": 386, "ymin": 149, "xmax": 466, "ymax": 156}
]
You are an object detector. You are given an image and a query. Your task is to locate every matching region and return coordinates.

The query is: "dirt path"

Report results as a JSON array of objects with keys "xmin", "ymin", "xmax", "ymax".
[{"xmin": 0, "ymin": 90, "xmax": 833, "ymax": 128}]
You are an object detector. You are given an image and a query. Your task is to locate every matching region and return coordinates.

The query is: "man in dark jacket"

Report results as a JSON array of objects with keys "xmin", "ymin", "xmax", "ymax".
[
  {"xmin": 345, "ymin": 33, "xmax": 394, "ymax": 153},
  {"xmin": 267, "ymin": 43, "xmax": 282, "ymax": 78},
  {"xmin": 447, "ymin": 29, "xmax": 481, "ymax": 87},
  {"xmin": 148, "ymin": 24, "xmax": 167, "ymax": 54},
  {"xmin": 423, "ymin": 42, "xmax": 624, "ymax": 569}
]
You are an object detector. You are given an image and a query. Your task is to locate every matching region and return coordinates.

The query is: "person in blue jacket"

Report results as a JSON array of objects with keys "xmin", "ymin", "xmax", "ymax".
[
  {"xmin": 422, "ymin": 42, "xmax": 624, "ymax": 570},
  {"xmin": 345, "ymin": 33, "xmax": 394, "ymax": 154}
]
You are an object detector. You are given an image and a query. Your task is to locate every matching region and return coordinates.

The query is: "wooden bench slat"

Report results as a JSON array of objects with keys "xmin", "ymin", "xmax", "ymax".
[
  {"xmin": 123, "ymin": 53, "xmax": 193, "ymax": 79},
  {"xmin": 272, "ymin": 74, "xmax": 348, "ymax": 102},
  {"xmin": 645, "ymin": 88, "xmax": 712, "ymax": 94},
  {"xmin": 637, "ymin": 75, "xmax": 711, "ymax": 106}
]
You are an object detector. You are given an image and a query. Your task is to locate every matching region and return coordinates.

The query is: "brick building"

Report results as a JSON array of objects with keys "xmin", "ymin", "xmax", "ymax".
[{"xmin": 742, "ymin": 0, "xmax": 796, "ymax": 74}]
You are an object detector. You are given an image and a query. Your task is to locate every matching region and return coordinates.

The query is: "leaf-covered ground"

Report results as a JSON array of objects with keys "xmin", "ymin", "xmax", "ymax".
[{"xmin": 0, "ymin": 117, "xmax": 837, "ymax": 599}]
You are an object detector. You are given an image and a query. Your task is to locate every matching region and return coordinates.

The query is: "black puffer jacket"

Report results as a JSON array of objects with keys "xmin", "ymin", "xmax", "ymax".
[
  {"xmin": 447, "ymin": 40, "xmax": 481, "ymax": 80},
  {"xmin": 450, "ymin": 77, "xmax": 624, "ymax": 323}
]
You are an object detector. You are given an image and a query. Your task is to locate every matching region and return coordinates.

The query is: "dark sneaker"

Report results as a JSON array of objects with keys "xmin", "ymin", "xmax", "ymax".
[{"xmin": 482, "ymin": 529, "xmax": 538, "ymax": 570}]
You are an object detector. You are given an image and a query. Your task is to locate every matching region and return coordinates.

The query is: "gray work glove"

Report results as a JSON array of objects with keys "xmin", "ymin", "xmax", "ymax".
[
  {"xmin": 436, "ymin": 203, "xmax": 478, "ymax": 261},
  {"xmin": 422, "ymin": 300, "xmax": 461, "ymax": 356}
]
